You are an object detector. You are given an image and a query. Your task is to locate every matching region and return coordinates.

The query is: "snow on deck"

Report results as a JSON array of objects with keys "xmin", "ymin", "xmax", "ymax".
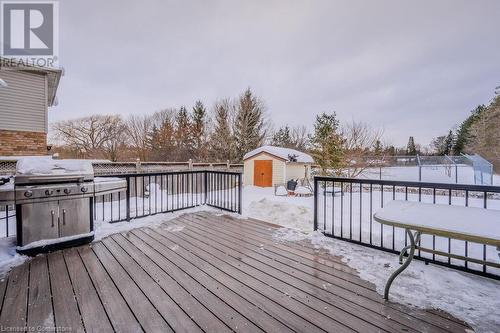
[{"xmin": 243, "ymin": 186, "xmax": 500, "ymax": 333}]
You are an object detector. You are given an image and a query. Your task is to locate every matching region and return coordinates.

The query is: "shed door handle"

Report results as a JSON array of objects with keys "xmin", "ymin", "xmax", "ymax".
[
  {"xmin": 51, "ymin": 210, "xmax": 55, "ymax": 227},
  {"xmin": 62, "ymin": 209, "xmax": 66, "ymax": 225}
]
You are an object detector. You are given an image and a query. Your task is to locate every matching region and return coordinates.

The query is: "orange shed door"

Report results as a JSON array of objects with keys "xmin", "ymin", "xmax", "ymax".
[{"xmin": 254, "ymin": 160, "xmax": 273, "ymax": 187}]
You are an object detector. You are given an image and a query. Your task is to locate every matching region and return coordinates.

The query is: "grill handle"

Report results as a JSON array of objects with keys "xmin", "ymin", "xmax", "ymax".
[
  {"xmin": 62, "ymin": 209, "xmax": 66, "ymax": 225},
  {"xmin": 51, "ymin": 210, "xmax": 55, "ymax": 227}
]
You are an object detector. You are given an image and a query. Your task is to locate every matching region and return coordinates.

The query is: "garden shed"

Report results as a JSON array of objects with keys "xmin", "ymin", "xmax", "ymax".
[{"xmin": 243, "ymin": 145, "xmax": 314, "ymax": 187}]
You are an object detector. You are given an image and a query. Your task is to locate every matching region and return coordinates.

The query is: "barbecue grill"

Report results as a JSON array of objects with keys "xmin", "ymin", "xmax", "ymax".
[{"xmin": 14, "ymin": 157, "xmax": 126, "ymax": 255}]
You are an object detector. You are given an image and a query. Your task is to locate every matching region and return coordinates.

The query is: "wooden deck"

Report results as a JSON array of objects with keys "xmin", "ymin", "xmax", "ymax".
[{"xmin": 0, "ymin": 211, "xmax": 472, "ymax": 333}]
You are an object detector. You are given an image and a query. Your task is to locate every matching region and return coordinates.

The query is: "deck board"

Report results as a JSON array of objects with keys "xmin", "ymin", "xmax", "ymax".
[
  {"xmin": 170, "ymin": 216, "xmax": 414, "ymax": 333},
  {"xmin": 63, "ymin": 247, "xmax": 114, "ymax": 332},
  {"xmin": 91, "ymin": 242, "xmax": 173, "ymax": 333},
  {"xmin": 27, "ymin": 256, "xmax": 54, "ymax": 330},
  {"xmin": 201, "ymin": 212, "xmax": 472, "ymax": 332},
  {"xmin": 108, "ymin": 234, "xmax": 233, "ymax": 333},
  {"xmin": 0, "ymin": 264, "xmax": 29, "ymax": 329},
  {"xmin": 149, "ymin": 227, "xmax": 353, "ymax": 333},
  {"xmin": 100, "ymin": 237, "xmax": 203, "ymax": 333},
  {"xmin": 47, "ymin": 251, "xmax": 85, "ymax": 332},
  {"xmin": 0, "ymin": 212, "xmax": 472, "ymax": 333},
  {"xmin": 78, "ymin": 245, "xmax": 141, "ymax": 332},
  {"xmin": 216, "ymin": 213, "xmax": 472, "ymax": 331}
]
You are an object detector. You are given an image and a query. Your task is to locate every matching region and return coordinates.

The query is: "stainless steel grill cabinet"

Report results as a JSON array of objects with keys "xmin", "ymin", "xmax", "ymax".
[{"xmin": 14, "ymin": 158, "xmax": 125, "ymax": 255}]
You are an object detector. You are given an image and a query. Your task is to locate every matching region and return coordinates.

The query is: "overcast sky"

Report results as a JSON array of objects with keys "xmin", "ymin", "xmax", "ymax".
[{"xmin": 52, "ymin": 0, "xmax": 500, "ymax": 147}]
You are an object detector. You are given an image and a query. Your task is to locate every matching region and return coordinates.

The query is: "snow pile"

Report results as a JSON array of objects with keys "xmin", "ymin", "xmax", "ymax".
[
  {"xmin": 247, "ymin": 198, "xmax": 313, "ymax": 232},
  {"xmin": 94, "ymin": 205, "xmax": 214, "ymax": 241},
  {"xmin": 243, "ymin": 186, "xmax": 314, "ymax": 231},
  {"xmin": 295, "ymin": 186, "xmax": 312, "ymax": 195},
  {"xmin": 17, "ymin": 232, "xmax": 95, "ymax": 251},
  {"xmin": 273, "ymin": 228, "xmax": 500, "ymax": 333},
  {"xmin": 275, "ymin": 186, "xmax": 288, "ymax": 196},
  {"xmin": 16, "ymin": 158, "xmax": 92, "ymax": 175},
  {"xmin": 94, "ymin": 177, "xmax": 124, "ymax": 183},
  {"xmin": 0, "ymin": 237, "xmax": 28, "ymax": 278}
]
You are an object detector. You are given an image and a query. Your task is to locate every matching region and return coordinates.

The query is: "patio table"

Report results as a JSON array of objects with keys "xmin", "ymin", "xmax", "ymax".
[{"xmin": 374, "ymin": 200, "xmax": 500, "ymax": 300}]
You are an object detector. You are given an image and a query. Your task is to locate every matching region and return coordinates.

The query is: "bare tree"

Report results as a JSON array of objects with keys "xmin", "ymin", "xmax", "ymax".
[
  {"xmin": 340, "ymin": 121, "xmax": 384, "ymax": 178},
  {"xmin": 52, "ymin": 115, "xmax": 126, "ymax": 160},
  {"xmin": 126, "ymin": 114, "xmax": 153, "ymax": 161},
  {"xmin": 290, "ymin": 125, "xmax": 309, "ymax": 150},
  {"xmin": 102, "ymin": 119, "xmax": 128, "ymax": 161}
]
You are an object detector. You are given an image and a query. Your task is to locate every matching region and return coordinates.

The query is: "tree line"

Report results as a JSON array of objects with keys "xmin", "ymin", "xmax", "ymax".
[
  {"xmin": 430, "ymin": 87, "xmax": 499, "ymax": 169},
  {"xmin": 51, "ymin": 88, "xmax": 268, "ymax": 163}
]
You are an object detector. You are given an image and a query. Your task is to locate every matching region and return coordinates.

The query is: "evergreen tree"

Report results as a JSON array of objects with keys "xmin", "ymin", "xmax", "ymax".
[
  {"xmin": 444, "ymin": 130, "xmax": 454, "ymax": 155},
  {"xmin": 209, "ymin": 99, "xmax": 235, "ymax": 162},
  {"xmin": 148, "ymin": 112, "xmax": 176, "ymax": 160},
  {"xmin": 271, "ymin": 125, "xmax": 293, "ymax": 147},
  {"xmin": 454, "ymin": 105, "xmax": 486, "ymax": 154},
  {"xmin": 465, "ymin": 94, "xmax": 500, "ymax": 169},
  {"xmin": 406, "ymin": 136, "xmax": 417, "ymax": 155},
  {"xmin": 309, "ymin": 112, "xmax": 344, "ymax": 175},
  {"xmin": 386, "ymin": 145, "xmax": 396, "ymax": 156},
  {"xmin": 192, "ymin": 100, "xmax": 207, "ymax": 161},
  {"xmin": 373, "ymin": 140, "xmax": 383, "ymax": 157},
  {"xmin": 174, "ymin": 106, "xmax": 193, "ymax": 160},
  {"xmin": 233, "ymin": 88, "xmax": 266, "ymax": 161},
  {"xmin": 431, "ymin": 135, "xmax": 446, "ymax": 155}
]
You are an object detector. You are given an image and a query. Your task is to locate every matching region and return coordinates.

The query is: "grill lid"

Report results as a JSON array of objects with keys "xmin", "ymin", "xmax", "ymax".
[{"xmin": 15, "ymin": 158, "xmax": 94, "ymax": 184}]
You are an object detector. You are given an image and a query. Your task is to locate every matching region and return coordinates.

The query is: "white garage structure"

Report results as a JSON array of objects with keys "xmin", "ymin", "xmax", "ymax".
[{"xmin": 243, "ymin": 146, "xmax": 315, "ymax": 187}]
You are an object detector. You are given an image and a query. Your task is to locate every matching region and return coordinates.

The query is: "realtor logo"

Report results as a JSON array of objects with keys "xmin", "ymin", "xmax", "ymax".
[{"xmin": 1, "ymin": 1, "xmax": 59, "ymax": 66}]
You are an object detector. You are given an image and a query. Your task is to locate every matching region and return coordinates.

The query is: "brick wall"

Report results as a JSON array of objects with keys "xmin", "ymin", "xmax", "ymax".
[{"xmin": 0, "ymin": 130, "xmax": 48, "ymax": 156}]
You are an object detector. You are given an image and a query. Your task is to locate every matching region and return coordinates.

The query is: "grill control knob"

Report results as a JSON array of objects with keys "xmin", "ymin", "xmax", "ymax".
[
  {"xmin": 81, "ymin": 187, "xmax": 88, "ymax": 193},
  {"xmin": 64, "ymin": 188, "xmax": 71, "ymax": 194},
  {"xmin": 45, "ymin": 190, "xmax": 53, "ymax": 196},
  {"xmin": 24, "ymin": 190, "xmax": 33, "ymax": 198}
]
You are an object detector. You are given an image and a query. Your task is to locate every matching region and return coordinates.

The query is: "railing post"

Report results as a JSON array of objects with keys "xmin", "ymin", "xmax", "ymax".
[
  {"xmin": 238, "ymin": 173, "xmax": 242, "ymax": 215},
  {"xmin": 204, "ymin": 171, "xmax": 208, "ymax": 204},
  {"xmin": 126, "ymin": 176, "xmax": 131, "ymax": 221},
  {"xmin": 313, "ymin": 177, "xmax": 318, "ymax": 231}
]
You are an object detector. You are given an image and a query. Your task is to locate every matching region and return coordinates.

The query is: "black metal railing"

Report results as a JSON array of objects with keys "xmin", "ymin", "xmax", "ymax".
[
  {"xmin": 206, "ymin": 171, "xmax": 243, "ymax": 214},
  {"xmin": 314, "ymin": 177, "xmax": 500, "ymax": 279},
  {"xmin": 94, "ymin": 170, "xmax": 242, "ymax": 223},
  {"xmin": 0, "ymin": 204, "xmax": 15, "ymax": 239}
]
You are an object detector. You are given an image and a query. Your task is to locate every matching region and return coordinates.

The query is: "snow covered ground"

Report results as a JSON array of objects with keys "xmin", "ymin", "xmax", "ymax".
[
  {"xmin": 243, "ymin": 185, "xmax": 500, "ymax": 333},
  {"xmin": 359, "ymin": 165, "xmax": 500, "ymax": 186}
]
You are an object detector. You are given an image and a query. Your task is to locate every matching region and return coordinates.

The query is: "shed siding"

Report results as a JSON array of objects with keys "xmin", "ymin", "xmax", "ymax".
[
  {"xmin": 286, "ymin": 163, "xmax": 310, "ymax": 180},
  {"xmin": 244, "ymin": 152, "xmax": 285, "ymax": 186},
  {"xmin": 0, "ymin": 70, "xmax": 47, "ymax": 133}
]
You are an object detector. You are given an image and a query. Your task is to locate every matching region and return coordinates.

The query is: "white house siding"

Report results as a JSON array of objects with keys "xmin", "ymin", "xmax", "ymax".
[
  {"xmin": 243, "ymin": 152, "xmax": 286, "ymax": 186},
  {"xmin": 0, "ymin": 70, "xmax": 48, "ymax": 132}
]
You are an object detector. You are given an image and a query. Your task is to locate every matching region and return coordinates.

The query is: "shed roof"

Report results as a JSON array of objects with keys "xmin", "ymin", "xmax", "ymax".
[{"xmin": 243, "ymin": 145, "xmax": 314, "ymax": 163}]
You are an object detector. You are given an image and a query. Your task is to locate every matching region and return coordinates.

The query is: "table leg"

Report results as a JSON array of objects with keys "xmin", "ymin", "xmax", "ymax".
[
  {"xmin": 384, "ymin": 229, "xmax": 419, "ymax": 300},
  {"xmin": 399, "ymin": 232, "xmax": 421, "ymax": 264}
]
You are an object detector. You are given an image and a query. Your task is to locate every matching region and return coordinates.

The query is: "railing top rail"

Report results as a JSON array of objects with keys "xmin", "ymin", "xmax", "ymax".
[
  {"xmin": 314, "ymin": 176, "xmax": 500, "ymax": 193},
  {"xmin": 205, "ymin": 170, "xmax": 243, "ymax": 174},
  {"xmin": 96, "ymin": 169, "xmax": 243, "ymax": 178}
]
